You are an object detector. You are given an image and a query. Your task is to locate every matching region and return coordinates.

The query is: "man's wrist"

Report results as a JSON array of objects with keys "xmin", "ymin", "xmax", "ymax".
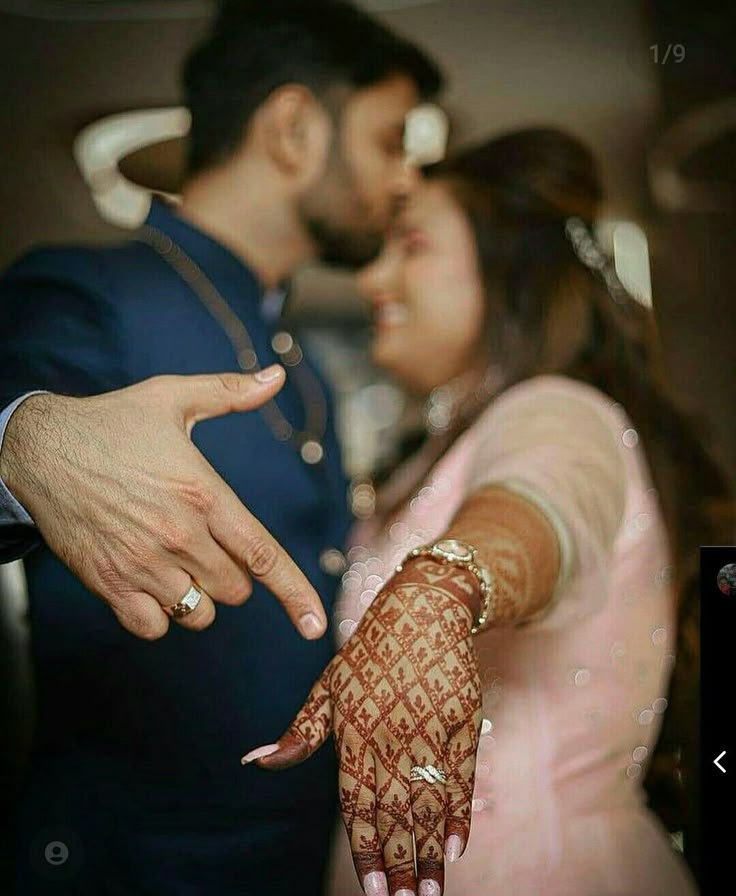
[{"xmin": 0, "ymin": 392, "xmax": 55, "ymax": 505}]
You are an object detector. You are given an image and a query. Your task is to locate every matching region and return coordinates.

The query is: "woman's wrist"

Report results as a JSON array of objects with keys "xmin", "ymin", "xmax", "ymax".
[{"xmin": 389, "ymin": 554, "xmax": 481, "ymax": 631}]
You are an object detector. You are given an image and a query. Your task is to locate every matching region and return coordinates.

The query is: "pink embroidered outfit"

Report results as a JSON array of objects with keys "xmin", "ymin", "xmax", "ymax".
[{"xmin": 327, "ymin": 373, "xmax": 698, "ymax": 896}]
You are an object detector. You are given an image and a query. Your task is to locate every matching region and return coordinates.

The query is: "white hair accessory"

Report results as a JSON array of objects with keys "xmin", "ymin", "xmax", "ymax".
[
  {"xmin": 565, "ymin": 217, "xmax": 633, "ymax": 309},
  {"xmin": 403, "ymin": 103, "xmax": 449, "ymax": 166}
]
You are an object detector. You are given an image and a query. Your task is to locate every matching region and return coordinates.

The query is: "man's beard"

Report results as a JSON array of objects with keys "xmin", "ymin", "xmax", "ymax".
[
  {"xmin": 299, "ymin": 147, "xmax": 386, "ymax": 268},
  {"xmin": 303, "ymin": 214, "xmax": 383, "ymax": 268}
]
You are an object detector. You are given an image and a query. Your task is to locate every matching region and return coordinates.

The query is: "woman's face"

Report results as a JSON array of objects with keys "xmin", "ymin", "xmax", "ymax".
[{"xmin": 357, "ymin": 180, "xmax": 486, "ymax": 394}]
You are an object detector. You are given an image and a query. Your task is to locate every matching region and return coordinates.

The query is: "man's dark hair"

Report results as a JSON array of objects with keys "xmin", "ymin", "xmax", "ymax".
[{"xmin": 182, "ymin": 0, "xmax": 444, "ymax": 176}]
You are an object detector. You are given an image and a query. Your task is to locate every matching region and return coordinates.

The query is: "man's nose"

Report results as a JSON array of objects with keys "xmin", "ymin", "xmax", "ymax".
[{"xmin": 392, "ymin": 158, "xmax": 422, "ymax": 198}]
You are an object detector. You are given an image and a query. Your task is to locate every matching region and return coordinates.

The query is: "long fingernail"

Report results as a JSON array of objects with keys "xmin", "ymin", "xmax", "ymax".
[
  {"xmin": 445, "ymin": 833, "xmax": 464, "ymax": 862},
  {"xmin": 241, "ymin": 743, "xmax": 279, "ymax": 764},
  {"xmin": 395, "ymin": 890, "xmax": 416, "ymax": 896},
  {"xmin": 299, "ymin": 612, "xmax": 325, "ymax": 638},
  {"xmin": 418, "ymin": 881, "xmax": 441, "ymax": 896},
  {"xmin": 363, "ymin": 871, "xmax": 389, "ymax": 896},
  {"xmin": 255, "ymin": 364, "xmax": 283, "ymax": 383}
]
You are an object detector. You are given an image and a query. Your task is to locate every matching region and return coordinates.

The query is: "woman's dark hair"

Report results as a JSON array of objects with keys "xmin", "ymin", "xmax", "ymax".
[
  {"xmin": 388, "ymin": 127, "xmax": 734, "ymax": 876},
  {"xmin": 182, "ymin": 0, "xmax": 443, "ymax": 176}
]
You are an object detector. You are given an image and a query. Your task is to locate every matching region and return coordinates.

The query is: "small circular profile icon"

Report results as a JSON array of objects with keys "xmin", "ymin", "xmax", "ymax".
[
  {"xmin": 44, "ymin": 841, "xmax": 69, "ymax": 866},
  {"xmin": 716, "ymin": 563, "xmax": 736, "ymax": 596},
  {"xmin": 29, "ymin": 827, "xmax": 83, "ymax": 881}
]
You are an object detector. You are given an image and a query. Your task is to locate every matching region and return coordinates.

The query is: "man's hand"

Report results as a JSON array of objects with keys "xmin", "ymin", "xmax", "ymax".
[
  {"xmin": 243, "ymin": 558, "xmax": 483, "ymax": 896},
  {"xmin": 0, "ymin": 366, "xmax": 327, "ymax": 641}
]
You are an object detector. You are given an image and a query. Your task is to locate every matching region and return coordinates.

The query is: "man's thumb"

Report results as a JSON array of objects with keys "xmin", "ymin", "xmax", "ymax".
[{"xmin": 177, "ymin": 366, "xmax": 286, "ymax": 430}]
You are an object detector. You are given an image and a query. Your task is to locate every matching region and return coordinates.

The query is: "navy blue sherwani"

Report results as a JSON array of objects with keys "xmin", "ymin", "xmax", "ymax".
[{"xmin": 0, "ymin": 199, "xmax": 351, "ymax": 895}]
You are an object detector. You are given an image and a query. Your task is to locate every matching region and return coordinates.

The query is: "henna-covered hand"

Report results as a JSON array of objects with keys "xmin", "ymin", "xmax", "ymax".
[{"xmin": 242, "ymin": 558, "xmax": 483, "ymax": 896}]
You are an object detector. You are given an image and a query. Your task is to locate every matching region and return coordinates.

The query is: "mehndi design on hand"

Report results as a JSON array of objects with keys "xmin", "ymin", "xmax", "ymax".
[{"xmin": 243, "ymin": 558, "xmax": 483, "ymax": 896}]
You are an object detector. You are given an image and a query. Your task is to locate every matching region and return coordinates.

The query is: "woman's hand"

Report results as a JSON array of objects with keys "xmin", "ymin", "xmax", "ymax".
[{"xmin": 242, "ymin": 558, "xmax": 483, "ymax": 896}]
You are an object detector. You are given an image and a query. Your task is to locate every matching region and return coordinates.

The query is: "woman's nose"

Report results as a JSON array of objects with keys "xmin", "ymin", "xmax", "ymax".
[
  {"xmin": 356, "ymin": 251, "xmax": 397, "ymax": 301},
  {"xmin": 355, "ymin": 259, "xmax": 381, "ymax": 299},
  {"xmin": 357, "ymin": 234, "xmax": 404, "ymax": 300}
]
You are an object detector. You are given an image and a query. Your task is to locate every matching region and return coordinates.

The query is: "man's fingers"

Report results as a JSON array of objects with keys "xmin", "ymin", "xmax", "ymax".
[
  {"xmin": 375, "ymin": 751, "xmax": 415, "ymax": 895},
  {"xmin": 158, "ymin": 576, "xmax": 218, "ymax": 632},
  {"xmin": 340, "ymin": 749, "xmax": 388, "ymax": 896},
  {"xmin": 208, "ymin": 492, "xmax": 327, "ymax": 639},
  {"xmin": 107, "ymin": 591, "xmax": 170, "ymax": 641},
  {"xmin": 135, "ymin": 562, "xmax": 217, "ymax": 632},
  {"xmin": 244, "ymin": 669, "xmax": 333, "ymax": 770},
  {"xmin": 182, "ymin": 540, "xmax": 253, "ymax": 607},
  {"xmin": 410, "ymin": 774, "xmax": 446, "ymax": 896},
  {"xmin": 163, "ymin": 366, "xmax": 286, "ymax": 433}
]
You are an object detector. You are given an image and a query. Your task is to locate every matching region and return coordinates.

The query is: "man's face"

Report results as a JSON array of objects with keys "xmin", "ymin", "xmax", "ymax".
[{"xmin": 299, "ymin": 74, "xmax": 422, "ymax": 267}]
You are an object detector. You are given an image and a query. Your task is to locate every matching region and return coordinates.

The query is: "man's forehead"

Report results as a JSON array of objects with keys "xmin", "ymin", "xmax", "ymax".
[{"xmin": 348, "ymin": 73, "xmax": 420, "ymax": 124}]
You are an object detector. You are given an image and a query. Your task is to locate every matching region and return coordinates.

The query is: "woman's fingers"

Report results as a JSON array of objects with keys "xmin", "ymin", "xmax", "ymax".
[
  {"xmin": 410, "ymin": 771, "xmax": 447, "ymax": 896},
  {"xmin": 444, "ymin": 705, "xmax": 483, "ymax": 861},
  {"xmin": 375, "ymin": 750, "xmax": 415, "ymax": 895},
  {"xmin": 443, "ymin": 794, "xmax": 470, "ymax": 864},
  {"xmin": 340, "ymin": 747, "xmax": 388, "ymax": 896},
  {"xmin": 242, "ymin": 667, "xmax": 333, "ymax": 769},
  {"xmin": 443, "ymin": 754, "xmax": 475, "ymax": 863}
]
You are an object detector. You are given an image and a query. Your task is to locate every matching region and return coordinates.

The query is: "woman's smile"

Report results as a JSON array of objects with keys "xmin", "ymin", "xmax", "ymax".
[{"xmin": 371, "ymin": 299, "xmax": 410, "ymax": 332}]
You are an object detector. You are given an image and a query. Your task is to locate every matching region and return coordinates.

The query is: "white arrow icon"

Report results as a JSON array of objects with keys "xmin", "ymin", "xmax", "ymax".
[{"xmin": 714, "ymin": 750, "xmax": 727, "ymax": 773}]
